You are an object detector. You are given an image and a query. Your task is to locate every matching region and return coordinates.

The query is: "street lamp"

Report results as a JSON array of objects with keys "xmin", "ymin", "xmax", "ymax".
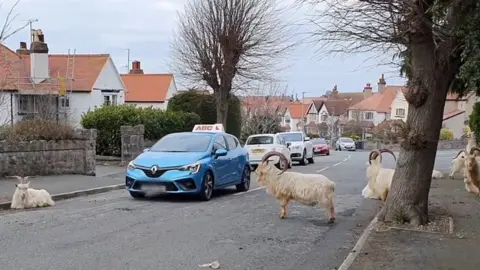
[{"xmin": 301, "ymin": 91, "xmax": 307, "ymax": 134}]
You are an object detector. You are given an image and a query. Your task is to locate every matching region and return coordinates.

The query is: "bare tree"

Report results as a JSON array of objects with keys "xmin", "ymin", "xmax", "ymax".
[
  {"xmin": 299, "ymin": 0, "xmax": 479, "ymax": 225},
  {"xmin": 171, "ymin": 0, "xmax": 296, "ymax": 127},
  {"xmin": 0, "ymin": 0, "xmax": 34, "ymax": 126},
  {"xmin": 240, "ymin": 83, "xmax": 290, "ymax": 139}
]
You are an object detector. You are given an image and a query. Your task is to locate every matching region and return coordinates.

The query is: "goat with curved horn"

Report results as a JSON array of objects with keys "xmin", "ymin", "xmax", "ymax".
[
  {"xmin": 260, "ymin": 151, "xmax": 289, "ymax": 175},
  {"xmin": 368, "ymin": 150, "xmax": 381, "ymax": 164},
  {"xmin": 470, "ymin": 147, "xmax": 480, "ymax": 156},
  {"xmin": 379, "ymin": 148, "xmax": 396, "ymax": 161}
]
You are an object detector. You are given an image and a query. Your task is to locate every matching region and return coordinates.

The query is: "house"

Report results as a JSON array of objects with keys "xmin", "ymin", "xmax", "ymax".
[
  {"xmin": 121, "ymin": 61, "xmax": 177, "ymax": 110},
  {"xmin": 302, "ymin": 98, "xmax": 356, "ymax": 137},
  {"xmin": 347, "ymin": 75, "xmax": 407, "ymax": 126},
  {"xmin": 442, "ymin": 93, "xmax": 471, "ymax": 138},
  {"xmin": 240, "ymin": 95, "xmax": 292, "ymax": 118},
  {"xmin": 0, "ymin": 29, "xmax": 126, "ymax": 127},
  {"xmin": 281, "ymin": 102, "xmax": 309, "ymax": 132}
]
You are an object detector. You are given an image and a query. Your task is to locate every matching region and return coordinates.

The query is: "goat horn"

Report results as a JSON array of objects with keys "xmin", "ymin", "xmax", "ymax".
[
  {"xmin": 10, "ymin": 176, "xmax": 24, "ymax": 183},
  {"xmin": 261, "ymin": 151, "xmax": 288, "ymax": 175},
  {"xmin": 380, "ymin": 148, "xmax": 396, "ymax": 161},
  {"xmin": 368, "ymin": 150, "xmax": 381, "ymax": 164},
  {"xmin": 453, "ymin": 150, "xmax": 465, "ymax": 159},
  {"xmin": 469, "ymin": 147, "xmax": 480, "ymax": 155}
]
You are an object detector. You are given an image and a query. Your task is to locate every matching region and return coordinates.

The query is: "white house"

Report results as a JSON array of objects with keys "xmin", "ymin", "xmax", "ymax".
[
  {"xmin": 121, "ymin": 60, "xmax": 178, "ymax": 109},
  {"xmin": 0, "ymin": 29, "xmax": 126, "ymax": 127},
  {"xmin": 347, "ymin": 80, "xmax": 407, "ymax": 126},
  {"xmin": 389, "ymin": 89, "xmax": 408, "ymax": 120},
  {"xmin": 281, "ymin": 103, "xmax": 308, "ymax": 132}
]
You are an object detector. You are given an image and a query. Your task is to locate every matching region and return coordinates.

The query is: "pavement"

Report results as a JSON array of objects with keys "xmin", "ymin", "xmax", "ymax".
[
  {"xmin": 349, "ymin": 151, "xmax": 480, "ymax": 270},
  {"xmin": 0, "ymin": 149, "xmax": 467, "ymax": 270}
]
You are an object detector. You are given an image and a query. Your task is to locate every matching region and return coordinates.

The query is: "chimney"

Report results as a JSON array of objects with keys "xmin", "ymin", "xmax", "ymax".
[
  {"xmin": 29, "ymin": 29, "xmax": 49, "ymax": 84},
  {"xmin": 363, "ymin": 83, "xmax": 373, "ymax": 99},
  {"xmin": 378, "ymin": 74, "xmax": 386, "ymax": 93},
  {"xmin": 129, "ymin": 60, "xmax": 144, "ymax": 74},
  {"xmin": 16, "ymin": 41, "xmax": 30, "ymax": 55}
]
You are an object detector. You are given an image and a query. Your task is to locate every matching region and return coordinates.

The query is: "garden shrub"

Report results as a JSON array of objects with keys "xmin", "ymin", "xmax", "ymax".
[
  {"xmin": 0, "ymin": 119, "xmax": 75, "ymax": 141},
  {"xmin": 439, "ymin": 128, "xmax": 454, "ymax": 140},
  {"xmin": 81, "ymin": 104, "xmax": 200, "ymax": 156}
]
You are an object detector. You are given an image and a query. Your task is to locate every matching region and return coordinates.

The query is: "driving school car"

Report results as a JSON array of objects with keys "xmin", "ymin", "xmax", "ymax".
[{"xmin": 125, "ymin": 124, "xmax": 251, "ymax": 201}]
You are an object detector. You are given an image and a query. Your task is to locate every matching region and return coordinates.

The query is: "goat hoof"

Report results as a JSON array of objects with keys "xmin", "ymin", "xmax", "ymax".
[
  {"xmin": 327, "ymin": 218, "xmax": 335, "ymax": 224},
  {"xmin": 280, "ymin": 215, "xmax": 286, "ymax": 219}
]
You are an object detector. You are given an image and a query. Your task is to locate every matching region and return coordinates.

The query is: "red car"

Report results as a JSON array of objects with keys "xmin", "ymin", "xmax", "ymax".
[{"xmin": 312, "ymin": 138, "xmax": 330, "ymax": 155}]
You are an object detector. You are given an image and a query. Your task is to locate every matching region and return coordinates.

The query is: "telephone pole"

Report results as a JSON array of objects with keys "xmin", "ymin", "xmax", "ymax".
[{"xmin": 121, "ymin": 48, "xmax": 130, "ymax": 72}]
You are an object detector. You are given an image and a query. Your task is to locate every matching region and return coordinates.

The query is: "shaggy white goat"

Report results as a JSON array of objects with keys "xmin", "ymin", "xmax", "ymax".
[
  {"xmin": 463, "ymin": 148, "xmax": 480, "ymax": 195},
  {"xmin": 431, "ymin": 169, "xmax": 444, "ymax": 179},
  {"xmin": 254, "ymin": 151, "xmax": 336, "ymax": 223},
  {"xmin": 362, "ymin": 149, "xmax": 396, "ymax": 201},
  {"xmin": 10, "ymin": 176, "xmax": 55, "ymax": 209},
  {"xmin": 449, "ymin": 150, "xmax": 466, "ymax": 179}
]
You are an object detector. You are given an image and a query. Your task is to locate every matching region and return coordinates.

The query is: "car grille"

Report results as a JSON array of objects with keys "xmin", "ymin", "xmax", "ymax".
[{"xmin": 140, "ymin": 168, "xmax": 169, "ymax": 178}]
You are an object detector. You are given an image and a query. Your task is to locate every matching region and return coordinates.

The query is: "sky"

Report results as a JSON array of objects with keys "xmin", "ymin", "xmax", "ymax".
[{"xmin": 0, "ymin": 0, "xmax": 407, "ymax": 98}]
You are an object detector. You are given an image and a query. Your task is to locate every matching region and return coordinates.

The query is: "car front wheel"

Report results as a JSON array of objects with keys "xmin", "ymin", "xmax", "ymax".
[
  {"xmin": 198, "ymin": 171, "xmax": 214, "ymax": 201},
  {"xmin": 236, "ymin": 166, "xmax": 251, "ymax": 192},
  {"xmin": 300, "ymin": 149, "xmax": 308, "ymax": 165}
]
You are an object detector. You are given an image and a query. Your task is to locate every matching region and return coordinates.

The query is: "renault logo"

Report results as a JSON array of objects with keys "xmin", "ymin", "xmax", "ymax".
[{"xmin": 151, "ymin": 165, "xmax": 158, "ymax": 174}]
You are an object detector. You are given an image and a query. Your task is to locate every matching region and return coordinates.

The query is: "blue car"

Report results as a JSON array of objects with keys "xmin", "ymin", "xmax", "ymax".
[{"xmin": 125, "ymin": 131, "xmax": 251, "ymax": 201}]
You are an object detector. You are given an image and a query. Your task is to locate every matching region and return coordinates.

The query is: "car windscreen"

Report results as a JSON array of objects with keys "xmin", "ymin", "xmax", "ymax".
[
  {"xmin": 279, "ymin": 133, "xmax": 303, "ymax": 142},
  {"xmin": 312, "ymin": 139, "xmax": 326, "ymax": 144},
  {"xmin": 246, "ymin": 136, "xmax": 274, "ymax": 145},
  {"xmin": 340, "ymin": 138, "xmax": 354, "ymax": 143},
  {"xmin": 150, "ymin": 133, "xmax": 212, "ymax": 152}
]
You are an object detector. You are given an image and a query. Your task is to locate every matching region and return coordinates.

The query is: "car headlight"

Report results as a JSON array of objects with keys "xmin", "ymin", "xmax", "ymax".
[
  {"xmin": 180, "ymin": 162, "xmax": 201, "ymax": 173},
  {"xmin": 127, "ymin": 161, "xmax": 136, "ymax": 170}
]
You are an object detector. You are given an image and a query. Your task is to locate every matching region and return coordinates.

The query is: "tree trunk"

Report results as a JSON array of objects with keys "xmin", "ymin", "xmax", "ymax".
[
  {"xmin": 215, "ymin": 89, "xmax": 229, "ymax": 127},
  {"xmin": 378, "ymin": 18, "xmax": 455, "ymax": 225}
]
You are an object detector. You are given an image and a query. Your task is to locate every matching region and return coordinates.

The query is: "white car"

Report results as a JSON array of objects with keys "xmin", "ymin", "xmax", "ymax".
[
  {"xmin": 335, "ymin": 137, "xmax": 356, "ymax": 151},
  {"xmin": 277, "ymin": 131, "xmax": 314, "ymax": 165},
  {"xmin": 244, "ymin": 134, "xmax": 292, "ymax": 169}
]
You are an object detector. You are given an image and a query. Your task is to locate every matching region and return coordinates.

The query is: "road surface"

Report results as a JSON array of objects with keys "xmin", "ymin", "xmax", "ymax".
[{"xmin": 0, "ymin": 149, "xmax": 457, "ymax": 270}]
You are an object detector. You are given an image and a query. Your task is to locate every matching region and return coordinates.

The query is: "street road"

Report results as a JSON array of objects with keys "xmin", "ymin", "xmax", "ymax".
[{"xmin": 0, "ymin": 149, "xmax": 458, "ymax": 270}]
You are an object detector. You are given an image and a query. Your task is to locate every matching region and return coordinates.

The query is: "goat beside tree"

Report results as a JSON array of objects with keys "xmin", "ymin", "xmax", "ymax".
[
  {"xmin": 10, "ymin": 176, "xmax": 55, "ymax": 209},
  {"xmin": 254, "ymin": 151, "xmax": 336, "ymax": 223},
  {"xmin": 463, "ymin": 148, "xmax": 480, "ymax": 195},
  {"xmin": 362, "ymin": 149, "xmax": 396, "ymax": 201}
]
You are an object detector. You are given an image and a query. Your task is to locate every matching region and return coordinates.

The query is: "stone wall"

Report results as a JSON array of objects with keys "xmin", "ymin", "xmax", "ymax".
[
  {"xmin": 363, "ymin": 139, "xmax": 467, "ymax": 151},
  {"xmin": 121, "ymin": 125, "xmax": 145, "ymax": 166},
  {"xmin": 0, "ymin": 129, "xmax": 97, "ymax": 177}
]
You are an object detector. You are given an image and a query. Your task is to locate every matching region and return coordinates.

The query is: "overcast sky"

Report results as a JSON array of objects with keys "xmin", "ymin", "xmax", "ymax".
[{"xmin": 1, "ymin": 0, "xmax": 406, "ymax": 97}]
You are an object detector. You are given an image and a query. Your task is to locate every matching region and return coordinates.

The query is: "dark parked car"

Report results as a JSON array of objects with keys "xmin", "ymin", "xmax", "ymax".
[{"xmin": 311, "ymin": 138, "xmax": 330, "ymax": 155}]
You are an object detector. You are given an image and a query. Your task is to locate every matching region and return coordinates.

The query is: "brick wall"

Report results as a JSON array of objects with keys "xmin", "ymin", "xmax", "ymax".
[
  {"xmin": 363, "ymin": 139, "xmax": 467, "ymax": 151},
  {"xmin": 121, "ymin": 125, "xmax": 145, "ymax": 166},
  {"xmin": 0, "ymin": 129, "xmax": 97, "ymax": 177}
]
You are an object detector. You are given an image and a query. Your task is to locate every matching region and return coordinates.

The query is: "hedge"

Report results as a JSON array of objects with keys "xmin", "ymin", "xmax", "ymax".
[
  {"xmin": 470, "ymin": 102, "xmax": 480, "ymax": 140},
  {"xmin": 167, "ymin": 91, "xmax": 242, "ymax": 138},
  {"xmin": 81, "ymin": 104, "xmax": 201, "ymax": 156},
  {"xmin": 0, "ymin": 119, "xmax": 75, "ymax": 142},
  {"xmin": 439, "ymin": 128, "xmax": 454, "ymax": 140}
]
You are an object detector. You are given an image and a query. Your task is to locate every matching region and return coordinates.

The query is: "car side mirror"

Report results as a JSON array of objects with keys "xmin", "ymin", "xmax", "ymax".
[
  {"xmin": 286, "ymin": 142, "xmax": 291, "ymax": 147},
  {"xmin": 214, "ymin": 148, "xmax": 228, "ymax": 157},
  {"xmin": 304, "ymin": 137, "xmax": 310, "ymax": 141},
  {"xmin": 143, "ymin": 148, "xmax": 150, "ymax": 152}
]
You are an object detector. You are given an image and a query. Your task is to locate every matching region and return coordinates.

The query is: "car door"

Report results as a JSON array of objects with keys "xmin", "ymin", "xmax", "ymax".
[
  {"xmin": 211, "ymin": 135, "xmax": 229, "ymax": 186},
  {"xmin": 224, "ymin": 134, "xmax": 241, "ymax": 183}
]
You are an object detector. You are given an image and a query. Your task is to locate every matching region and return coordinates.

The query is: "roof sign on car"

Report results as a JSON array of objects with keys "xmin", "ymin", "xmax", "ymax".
[{"xmin": 192, "ymin": 124, "xmax": 225, "ymax": 132}]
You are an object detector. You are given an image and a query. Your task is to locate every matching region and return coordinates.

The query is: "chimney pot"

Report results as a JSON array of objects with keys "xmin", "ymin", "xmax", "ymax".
[
  {"xmin": 20, "ymin": 42, "xmax": 27, "ymax": 49},
  {"xmin": 363, "ymin": 82, "xmax": 373, "ymax": 99},
  {"xmin": 129, "ymin": 60, "xmax": 144, "ymax": 74}
]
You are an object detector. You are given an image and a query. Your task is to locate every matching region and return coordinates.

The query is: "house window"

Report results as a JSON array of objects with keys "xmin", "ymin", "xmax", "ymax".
[
  {"xmin": 321, "ymin": 114, "xmax": 328, "ymax": 122},
  {"xmin": 103, "ymin": 94, "xmax": 118, "ymax": 105},
  {"xmin": 365, "ymin": 112, "xmax": 374, "ymax": 120},
  {"xmin": 18, "ymin": 95, "xmax": 31, "ymax": 113},
  {"xmin": 396, "ymin": 108, "xmax": 405, "ymax": 117},
  {"xmin": 59, "ymin": 96, "xmax": 70, "ymax": 108}
]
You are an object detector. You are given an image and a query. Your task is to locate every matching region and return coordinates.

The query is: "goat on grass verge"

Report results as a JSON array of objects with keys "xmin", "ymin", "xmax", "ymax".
[
  {"xmin": 449, "ymin": 150, "xmax": 466, "ymax": 179},
  {"xmin": 362, "ymin": 149, "xmax": 396, "ymax": 201},
  {"xmin": 254, "ymin": 151, "xmax": 336, "ymax": 223},
  {"xmin": 10, "ymin": 176, "xmax": 55, "ymax": 209},
  {"xmin": 464, "ymin": 148, "xmax": 480, "ymax": 195},
  {"xmin": 431, "ymin": 169, "xmax": 444, "ymax": 179}
]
